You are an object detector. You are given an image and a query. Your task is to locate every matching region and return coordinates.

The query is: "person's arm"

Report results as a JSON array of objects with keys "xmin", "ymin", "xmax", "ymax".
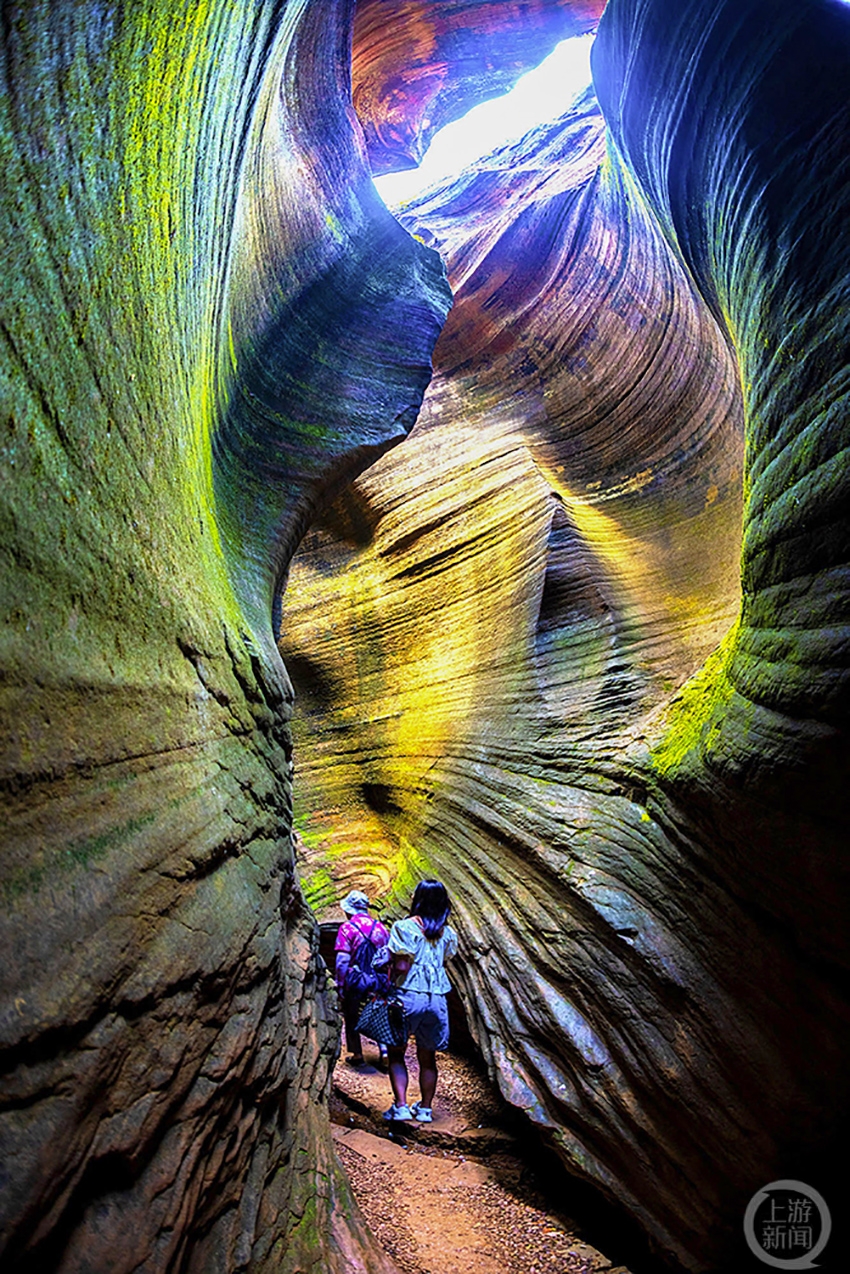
[
  {"xmin": 335, "ymin": 950, "xmax": 351, "ymax": 987},
  {"xmin": 387, "ymin": 919, "xmax": 416, "ymax": 985},
  {"xmin": 334, "ymin": 922, "xmax": 353, "ymax": 988},
  {"xmin": 390, "ymin": 951, "xmax": 413, "ymax": 984}
]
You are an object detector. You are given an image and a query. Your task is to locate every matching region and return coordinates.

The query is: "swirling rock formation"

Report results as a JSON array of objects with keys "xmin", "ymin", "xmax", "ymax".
[
  {"xmin": 0, "ymin": 0, "xmax": 447, "ymax": 1269},
  {"xmin": 283, "ymin": 0, "xmax": 850, "ymax": 1269},
  {"xmin": 3, "ymin": 0, "xmax": 849, "ymax": 1270},
  {"xmin": 352, "ymin": 0, "xmax": 605, "ymax": 173}
]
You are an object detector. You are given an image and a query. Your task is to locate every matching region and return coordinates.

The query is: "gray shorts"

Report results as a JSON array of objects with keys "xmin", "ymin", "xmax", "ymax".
[{"xmin": 401, "ymin": 989, "xmax": 450, "ymax": 1051}]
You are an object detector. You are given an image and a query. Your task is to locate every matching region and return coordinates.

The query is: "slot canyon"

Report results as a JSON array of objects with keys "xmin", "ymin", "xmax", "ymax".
[{"xmin": 1, "ymin": 0, "xmax": 848, "ymax": 1271}]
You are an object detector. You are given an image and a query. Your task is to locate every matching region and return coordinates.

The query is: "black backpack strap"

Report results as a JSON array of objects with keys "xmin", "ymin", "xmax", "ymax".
[{"xmin": 352, "ymin": 914, "xmax": 378, "ymax": 957}]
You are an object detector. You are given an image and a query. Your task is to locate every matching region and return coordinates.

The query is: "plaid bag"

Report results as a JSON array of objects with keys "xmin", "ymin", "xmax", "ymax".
[{"xmin": 356, "ymin": 990, "xmax": 407, "ymax": 1048}]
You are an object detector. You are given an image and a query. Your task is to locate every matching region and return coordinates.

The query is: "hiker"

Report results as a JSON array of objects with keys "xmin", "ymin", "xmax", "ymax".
[
  {"xmin": 335, "ymin": 889, "xmax": 390, "ymax": 1067},
  {"xmin": 383, "ymin": 879, "xmax": 458, "ymax": 1124}
]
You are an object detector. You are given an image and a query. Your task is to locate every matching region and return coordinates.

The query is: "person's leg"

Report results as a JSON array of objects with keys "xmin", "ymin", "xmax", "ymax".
[
  {"xmin": 387, "ymin": 1045, "xmax": 408, "ymax": 1107},
  {"xmin": 416, "ymin": 1042, "xmax": 438, "ymax": 1108},
  {"xmin": 342, "ymin": 993, "xmax": 363, "ymax": 1060}
]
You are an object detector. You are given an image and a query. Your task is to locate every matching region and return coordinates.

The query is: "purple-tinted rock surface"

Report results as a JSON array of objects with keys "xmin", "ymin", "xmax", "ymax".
[{"xmin": 282, "ymin": 1, "xmax": 850, "ymax": 1269}]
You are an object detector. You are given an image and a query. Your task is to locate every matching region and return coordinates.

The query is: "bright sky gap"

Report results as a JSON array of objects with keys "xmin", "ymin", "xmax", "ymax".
[{"xmin": 373, "ymin": 34, "xmax": 595, "ymax": 207}]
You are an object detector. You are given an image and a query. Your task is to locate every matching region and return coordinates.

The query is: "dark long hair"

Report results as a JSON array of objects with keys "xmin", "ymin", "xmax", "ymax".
[{"xmin": 410, "ymin": 879, "xmax": 451, "ymax": 940}]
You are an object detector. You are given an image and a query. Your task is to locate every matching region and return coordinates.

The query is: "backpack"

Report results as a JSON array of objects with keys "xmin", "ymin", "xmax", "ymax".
[{"xmin": 342, "ymin": 918, "xmax": 387, "ymax": 1001}]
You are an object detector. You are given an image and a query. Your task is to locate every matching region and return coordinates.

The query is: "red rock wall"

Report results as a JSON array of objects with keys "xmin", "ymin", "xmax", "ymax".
[
  {"xmin": 353, "ymin": 0, "xmax": 605, "ymax": 172},
  {"xmin": 283, "ymin": 1, "xmax": 850, "ymax": 1269}
]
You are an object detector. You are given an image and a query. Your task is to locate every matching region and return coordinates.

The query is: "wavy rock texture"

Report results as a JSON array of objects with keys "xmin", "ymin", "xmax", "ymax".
[
  {"xmin": 283, "ymin": 0, "xmax": 850, "ymax": 1269},
  {"xmin": 0, "ymin": 0, "xmax": 447, "ymax": 1269},
  {"xmin": 352, "ymin": 0, "xmax": 605, "ymax": 174}
]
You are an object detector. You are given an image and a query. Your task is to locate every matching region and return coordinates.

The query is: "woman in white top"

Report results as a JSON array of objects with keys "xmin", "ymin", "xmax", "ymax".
[{"xmin": 383, "ymin": 879, "xmax": 458, "ymax": 1123}]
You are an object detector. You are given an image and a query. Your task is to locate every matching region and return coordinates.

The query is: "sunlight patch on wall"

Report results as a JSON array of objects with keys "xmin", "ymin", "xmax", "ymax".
[{"xmin": 373, "ymin": 34, "xmax": 595, "ymax": 207}]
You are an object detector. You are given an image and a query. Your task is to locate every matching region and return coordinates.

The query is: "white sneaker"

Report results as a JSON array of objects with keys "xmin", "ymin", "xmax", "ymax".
[
  {"xmin": 382, "ymin": 1103, "xmax": 413, "ymax": 1121},
  {"xmin": 411, "ymin": 1103, "xmax": 433, "ymax": 1123}
]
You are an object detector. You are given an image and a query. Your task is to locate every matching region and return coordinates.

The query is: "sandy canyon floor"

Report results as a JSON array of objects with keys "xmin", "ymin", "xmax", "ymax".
[{"xmin": 331, "ymin": 1043, "xmax": 651, "ymax": 1274}]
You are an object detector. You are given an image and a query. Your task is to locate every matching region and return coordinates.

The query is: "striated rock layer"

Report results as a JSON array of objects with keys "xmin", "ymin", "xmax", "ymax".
[
  {"xmin": 283, "ymin": 0, "xmax": 850, "ymax": 1269},
  {"xmin": 0, "ymin": 0, "xmax": 447, "ymax": 1269},
  {"xmin": 352, "ymin": 0, "xmax": 605, "ymax": 174}
]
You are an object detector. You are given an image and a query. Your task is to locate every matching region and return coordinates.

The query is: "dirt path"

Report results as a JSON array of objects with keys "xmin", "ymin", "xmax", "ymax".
[{"xmin": 331, "ymin": 1041, "xmax": 639, "ymax": 1274}]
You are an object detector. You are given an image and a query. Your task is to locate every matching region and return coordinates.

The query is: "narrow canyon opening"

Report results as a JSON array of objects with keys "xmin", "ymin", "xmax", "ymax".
[{"xmin": 314, "ymin": 913, "xmax": 658, "ymax": 1274}]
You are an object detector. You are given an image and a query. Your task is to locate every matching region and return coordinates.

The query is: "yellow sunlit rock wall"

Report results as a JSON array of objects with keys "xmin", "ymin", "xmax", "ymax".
[
  {"xmin": 282, "ymin": 2, "xmax": 850, "ymax": 1269},
  {"xmin": 0, "ymin": 1, "xmax": 447, "ymax": 1269}
]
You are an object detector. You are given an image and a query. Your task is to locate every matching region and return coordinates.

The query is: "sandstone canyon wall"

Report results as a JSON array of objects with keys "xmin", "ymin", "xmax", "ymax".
[
  {"xmin": 282, "ymin": 0, "xmax": 850, "ymax": 1270},
  {"xmin": 0, "ymin": 1, "xmax": 449, "ymax": 1269},
  {"xmin": 2, "ymin": 0, "xmax": 849, "ymax": 1272}
]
